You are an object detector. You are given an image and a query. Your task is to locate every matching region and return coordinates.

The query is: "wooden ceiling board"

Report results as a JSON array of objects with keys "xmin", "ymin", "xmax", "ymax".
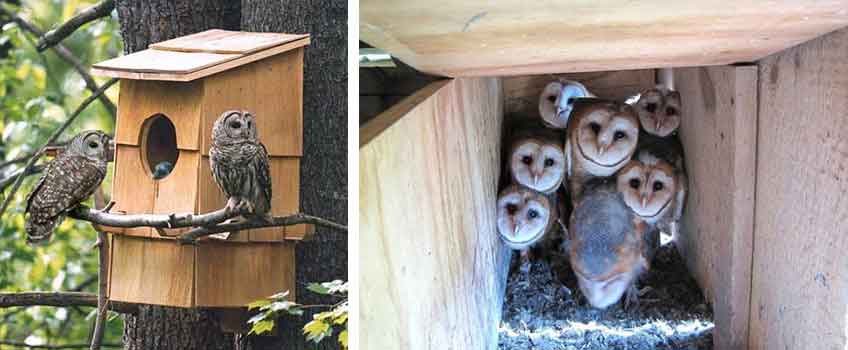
[{"xmin": 360, "ymin": 0, "xmax": 848, "ymax": 76}]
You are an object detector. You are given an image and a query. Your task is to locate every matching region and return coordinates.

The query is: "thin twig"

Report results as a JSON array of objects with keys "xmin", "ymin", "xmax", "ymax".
[
  {"xmin": 0, "ymin": 340, "xmax": 122, "ymax": 349},
  {"xmin": 35, "ymin": 0, "xmax": 115, "ymax": 52},
  {"xmin": 0, "ymin": 165, "xmax": 44, "ymax": 192},
  {"xmin": 0, "ymin": 7, "xmax": 117, "ymax": 116},
  {"xmin": 178, "ymin": 213, "xmax": 347, "ymax": 243},
  {"xmin": 0, "ymin": 78, "xmax": 117, "ymax": 218},
  {"xmin": 0, "ymin": 292, "xmax": 136, "ymax": 313}
]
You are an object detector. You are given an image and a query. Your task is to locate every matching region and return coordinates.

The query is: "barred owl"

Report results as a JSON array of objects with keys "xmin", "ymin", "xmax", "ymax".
[
  {"xmin": 210, "ymin": 110, "xmax": 272, "ymax": 216},
  {"xmin": 25, "ymin": 130, "xmax": 111, "ymax": 245}
]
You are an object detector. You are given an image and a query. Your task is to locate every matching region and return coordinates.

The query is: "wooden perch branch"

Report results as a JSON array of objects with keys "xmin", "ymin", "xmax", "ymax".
[
  {"xmin": 35, "ymin": 0, "xmax": 115, "ymax": 52},
  {"xmin": 0, "ymin": 292, "xmax": 136, "ymax": 313},
  {"xmin": 0, "ymin": 340, "xmax": 123, "ymax": 349},
  {"xmin": 0, "ymin": 7, "xmax": 117, "ymax": 116},
  {"xmin": 0, "ymin": 78, "xmax": 117, "ymax": 217},
  {"xmin": 68, "ymin": 205, "xmax": 347, "ymax": 243}
]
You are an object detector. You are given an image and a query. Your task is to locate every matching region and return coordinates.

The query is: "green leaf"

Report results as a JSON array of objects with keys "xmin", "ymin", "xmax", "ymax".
[
  {"xmin": 303, "ymin": 319, "xmax": 332, "ymax": 343},
  {"xmin": 247, "ymin": 299, "xmax": 272, "ymax": 310},
  {"xmin": 339, "ymin": 330, "xmax": 348, "ymax": 349},
  {"xmin": 249, "ymin": 320, "xmax": 276, "ymax": 335}
]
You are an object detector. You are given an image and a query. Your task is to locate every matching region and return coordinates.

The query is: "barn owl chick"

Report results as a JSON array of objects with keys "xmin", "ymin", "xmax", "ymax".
[
  {"xmin": 25, "ymin": 131, "xmax": 111, "ymax": 245},
  {"xmin": 618, "ymin": 133, "xmax": 687, "ymax": 235},
  {"xmin": 509, "ymin": 136, "xmax": 565, "ymax": 194},
  {"xmin": 210, "ymin": 110, "xmax": 272, "ymax": 216},
  {"xmin": 632, "ymin": 86, "xmax": 681, "ymax": 137},
  {"xmin": 568, "ymin": 179, "xmax": 654, "ymax": 310},
  {"xmin": 497, "ymin": 184, "xmax": 556, "ymax": 250},
  {"xmin": 565, "ymin": 99, "xmax": 639, "ymax": 198},
  {"xmin": 539, "ymin": 80, "xmax": 594, "ymax": 129}
]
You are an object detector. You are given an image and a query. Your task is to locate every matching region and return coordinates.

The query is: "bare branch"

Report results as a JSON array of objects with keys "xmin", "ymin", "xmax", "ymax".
[
  {"xmin": 0, "ymin": 8, "xmax": 117, "ymax": 116},
  {"xmin": 0, "ymin": 78, "xmax": 118, "ymax": 217},
  {"xmin": 0, "ymin": 164, "xmax": 44, "ymax": 191},
  {"xmin": 69, "ymin": 206, "xmax": 242, "ymax": 229},
  {"xmin": 0, "ymin": 292, "xmax": 136, "ymax": 313},
  {"xmin": 178, "ymin": 213, "xmax": 347, "ymax": 243},
  {"xmin": 89, "ymin": 230, "xmax": 108, "ymax": 350},
  {"xmin": 0, "ymin": 340, "xmax": 123, "ymax": 349},
  {"xmin": 36, "ymin": 0, "xmax": 115, "ymax": 52}
]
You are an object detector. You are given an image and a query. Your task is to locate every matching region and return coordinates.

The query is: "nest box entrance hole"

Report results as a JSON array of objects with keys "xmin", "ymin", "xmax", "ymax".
[{"xmin": 140, "ymin": 114, "xmax": 179, "ymax": 180}]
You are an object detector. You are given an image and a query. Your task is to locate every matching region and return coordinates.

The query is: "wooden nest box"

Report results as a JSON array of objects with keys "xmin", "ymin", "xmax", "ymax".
[{"xmin": 91, "ymin": 29, "xmax": 311, "ymax": 308}]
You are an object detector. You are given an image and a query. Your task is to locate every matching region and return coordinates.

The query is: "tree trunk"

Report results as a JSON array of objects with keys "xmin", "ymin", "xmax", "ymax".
[
  {"xmin": 114, "ymin": 1, "xmax": 240, "ymax": 349},
  {"xmin": 242, "ymin": 1, "xmax": 348, "ymax": 349}
]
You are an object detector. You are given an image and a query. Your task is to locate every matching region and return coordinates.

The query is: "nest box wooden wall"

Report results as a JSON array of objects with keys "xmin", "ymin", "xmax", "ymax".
[{"xmin": 91, "ymin": 30, "xmax": 311, "ymax": 308}]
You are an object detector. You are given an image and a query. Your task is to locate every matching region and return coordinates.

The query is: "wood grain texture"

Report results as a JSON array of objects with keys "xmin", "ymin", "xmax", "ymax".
[
  {"xmin": 749, "ymin": 27, "xmax": 848, "ymax": 350},
  {"xmin": 360, "ymin": 78, "xmax": 511, "ymax": 349},
  {"xmin": 91, "ymin": 38, "xmax": 310, "ymax": 82},
  {"xmin": 200, "ymin": 48, "xmax": 304, "ymax": 157},
  {"xmin": 106, "ymin": 145, "xmax": 154, "ymax": 237},
  {"xmin": 109, "ymin": 235, "xmax": 195, "ymax": 307},
  {"xmin": 194, "ymin": 241, "xmax": 296, "ymax": 307},
  {"xmin": 150, "ymin": 29, "xmax": 309, "ymax": 55},
  {"xmin": 674, "ymin": 66, "xmax": 758, "ymax": 350},
  {"xmin": 115, "ymin": 79, "xmax": 203, "ymax": 150},
  {"xmin": 359, "ymin": 79, "xmax": 450, "ymax": 146},
  {"xmin": 361, "ymin": 0, "xmax": 848, "ymax": 76},
  {"xmin": 503, "ymin": 69, "xmax": 655, "ymax": 117},
  {"xmin": 151, "ymin": 151, "xmax": 200, "ymax": 237}
]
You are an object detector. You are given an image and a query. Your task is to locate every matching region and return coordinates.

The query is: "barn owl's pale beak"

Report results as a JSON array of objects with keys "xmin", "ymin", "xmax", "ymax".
[
  {"xmin": 597, "ymin": 144, "xmax": 607, "ymax": 156},
  {"xmin": 513, "ymin": 223, "xmax": 521, "ymax": 236},
  {"xmin": 641, "ymin": 195, "xmax": 648, "ymax": 208},
  {"xmin": 655, "ymin": 119, "xmax": 663, "ymax": 131},
  {"xmin": 533, "ymin": 174, "xmax": 539, "ymax": 185}
]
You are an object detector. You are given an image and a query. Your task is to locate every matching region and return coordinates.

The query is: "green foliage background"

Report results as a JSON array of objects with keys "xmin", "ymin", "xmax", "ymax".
[{"xmin": 0, "ymin": 0, "xmax": 122, "ymax": 346}]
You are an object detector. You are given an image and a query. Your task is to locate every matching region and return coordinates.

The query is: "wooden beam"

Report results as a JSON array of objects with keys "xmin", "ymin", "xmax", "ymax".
[
  {"xmin": 360, "ymin": 78, "xmax": 510, "ymax": 349},
  {"xmin": 749, "ymin": 27, "xmax": 848, "ymax": 350},
  {"xmin": 674, "ymin": 65, "xmax": 758, "ymax": 350},
  {"xmin": 361, "ymin": 0, "xmax": 848, "ymax": 76}
]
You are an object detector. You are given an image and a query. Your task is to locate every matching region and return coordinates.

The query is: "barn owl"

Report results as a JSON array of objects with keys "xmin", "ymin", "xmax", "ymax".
[
  {"xmin": 538, "ymin": 80, "xmax": 594, "ymax": 129},
  {"xmin": 508, "ymin": 136, "xmax": 565, "ymax": 194},
  {"xmin": 567, "ymin": 179, "xmax": 655, "ymax": 310},
  {"xmin": 210, "ymin": 110, "xmax": 272, "ymax": 216},
  {"xmin": 25, "ymin": 131, "xmax": 111, "ymax": 245},
  {"xmin": 565, "ymin": 99, "xmax": 639, "ymax": 198},
  {"xmin": 631, "ymin": 86, "xmax": 681, "ymax": 137},
  {"xmin": 497, "ymin": 184, "xmax": 566, "ymax": 273},
  {"xmin": 618, "ymin": 133, "xmax": 687, "ymax": 236}
]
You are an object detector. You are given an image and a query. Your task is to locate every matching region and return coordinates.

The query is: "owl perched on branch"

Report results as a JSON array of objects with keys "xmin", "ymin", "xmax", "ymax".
[
  {"xmin": 25, "ymin": 130, "xmax": 111, "ymax": 245},
  {"xmin": 210, "ymin": 110, "xmax": 272, "ymax": 216}
]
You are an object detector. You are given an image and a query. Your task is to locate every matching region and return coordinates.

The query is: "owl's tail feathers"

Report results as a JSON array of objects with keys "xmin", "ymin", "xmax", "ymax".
[{"xmin": 24, "ymin": 214, "xmax": 61, "ymax": 246}]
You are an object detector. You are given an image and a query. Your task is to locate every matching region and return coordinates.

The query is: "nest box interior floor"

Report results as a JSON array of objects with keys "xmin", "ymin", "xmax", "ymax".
[{"xmin": 499, "ymin": 241, "xmax": 714, "ymax": 350}]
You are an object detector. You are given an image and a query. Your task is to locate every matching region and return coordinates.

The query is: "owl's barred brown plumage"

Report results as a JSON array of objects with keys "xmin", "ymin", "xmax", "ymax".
[
  {"xmin": 210, "ymin": 110, "xmax": 272, "ymax": 216},
  {"xmin": 25, "ymin": 131, "xmax": 111, "ymax": 245}
]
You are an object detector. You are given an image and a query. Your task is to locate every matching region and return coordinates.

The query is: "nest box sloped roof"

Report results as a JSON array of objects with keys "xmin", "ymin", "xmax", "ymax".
[{"xmin": 92, "ymin": 29, "xmax": 310, "ymax": 82}]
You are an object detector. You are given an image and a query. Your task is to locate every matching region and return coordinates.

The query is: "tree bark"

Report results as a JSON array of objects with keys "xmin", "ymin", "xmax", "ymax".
[
  {"xmin": 242, "ymin": 1, "xmax": 348, "ymax": 349},
  {"xmin": 114, "ymin": 1, "xmax": 240, "ymax": 349}
]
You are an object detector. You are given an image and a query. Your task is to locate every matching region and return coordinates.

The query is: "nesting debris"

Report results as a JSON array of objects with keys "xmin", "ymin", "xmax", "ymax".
[{"xmin": 499, "ymin": 243, "xmax": 713, "ymax": 350}]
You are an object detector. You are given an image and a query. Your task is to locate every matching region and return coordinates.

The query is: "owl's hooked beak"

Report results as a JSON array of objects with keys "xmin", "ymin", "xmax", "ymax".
[
  {"xmin": 641, "ymin": 194, "xmax": 650, "ymax": 208},
  {"xmin": 533, "ymin": 174, "xmax": 539, "ymax": 185},
  {"xmin": 655, "ymin": 118, "xmax": 663, "ymax": 132},
  {"xmin": 597, "ymin": 143, "xmax": 608, "ymax": 156},
  {"xmin": 513, "ymin": 223, "xmax": 521, "ymax": 236}
]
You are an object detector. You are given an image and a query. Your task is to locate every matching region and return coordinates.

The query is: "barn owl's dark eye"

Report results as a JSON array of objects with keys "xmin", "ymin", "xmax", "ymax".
[
  {"xmin": 506, "ymin": 204, "xmax": 518, "ymax": 215},
  {"xmin": 547, "ymin": 95, "xmax": 556, "ymax": 103},
  {"xmin": 589, "ymin": 122, "xmax": 601, "ymax": 134},
  {"xmin": 567, "ymin": 97, "xmax": 576, "ymax": 105},
  {"xmin": 613, "ymin": 131, "xmax": 626, "ymax": 140},
  {"xmin": 544, "ymin": 158, "xmax": 554, "ymax": 167},
  {"xmin": 527, "ymin": 210, "xmax": 538, "ymax": 219},
  {"xmin": 230, "ymin": 121, "xmax": 242, "ymax": 129},
  {"xmin": 88, "ymin": 141, "xmax": 98, "ymax": 148},
  {"xmin": 666, "ymin": 107, "xmax": 677, "ymax": 115},
  {"xmin": 653, "ymin": 181, "xmax": 664, "ymax": 192},
  {"xmin": 645, "ymin": 103, "xmax": 657, "ymax": 113},
  {"xmin": 522, "ymin": 156, "xmax": 533, "ymax": 165},
  {"xmin": 629, "ymin": 178, "xmax": 641, "ymax": 189}
]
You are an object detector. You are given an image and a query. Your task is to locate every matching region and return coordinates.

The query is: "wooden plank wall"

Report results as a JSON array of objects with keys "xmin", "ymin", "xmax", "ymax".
[
  {"xmin": 749, "ymin": 27, "xmax": 848, "ymax": 350},
  {"xmin": 674, "ymin": 66, "xmax": 758, "ymax": 350},
  {"xmin": 361, "ymin": 0, "xmax": 848, "ymax": 77},
  {"xmin": 360, "ymin": 78, "xmax": 509, "ymax": 350}
]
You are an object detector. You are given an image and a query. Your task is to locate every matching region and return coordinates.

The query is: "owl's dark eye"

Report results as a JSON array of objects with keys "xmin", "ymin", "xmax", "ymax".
[
  {"xmin": 230, "ymin": 121, "xmax": 242, "ymax": 129},
  {"xmin": 88, "ymin": 141, "xmax": 98, "ymax": 149},
  {"xmin": 544, "ymin": 158, "xmax": 554, "ymax": 167},
  {"xmin": 645, "ymin": 103, "xmax": 657, "ymax": 113},
  {"xmin": 521, "ymin": 156, "xmax": 533, "ymax": 165},
  {"xmin": 589, "ymin": 122, "xmax": 601, "ymax": 134},
  {"xmin": 547, "ymin": 95, "xmax": 556, "ymax": 103},
  {"xmin": 666, "ymin": 107, "xmax": 677, "ymax": 115},
  {"xmin": 653, "ymin": 181, "xmax": 664, "ymax": 192},
  {"xmin": 567, "ymin": 97, "xmax": 576, "ymax": 105},
  {"xmin": 506, "ymin": 204, "xmax": 518, "ymax": 215},
  {"xmin": 629, "ymin": 178, "xmax": 641, "ymax": 189},
  {"xmin": 614, "ymin": 131, "xmax": 626, "ymax": 140},
  {"xmin": 527, "ymin": 210, "xmax": 539, "ymax": 219}
]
